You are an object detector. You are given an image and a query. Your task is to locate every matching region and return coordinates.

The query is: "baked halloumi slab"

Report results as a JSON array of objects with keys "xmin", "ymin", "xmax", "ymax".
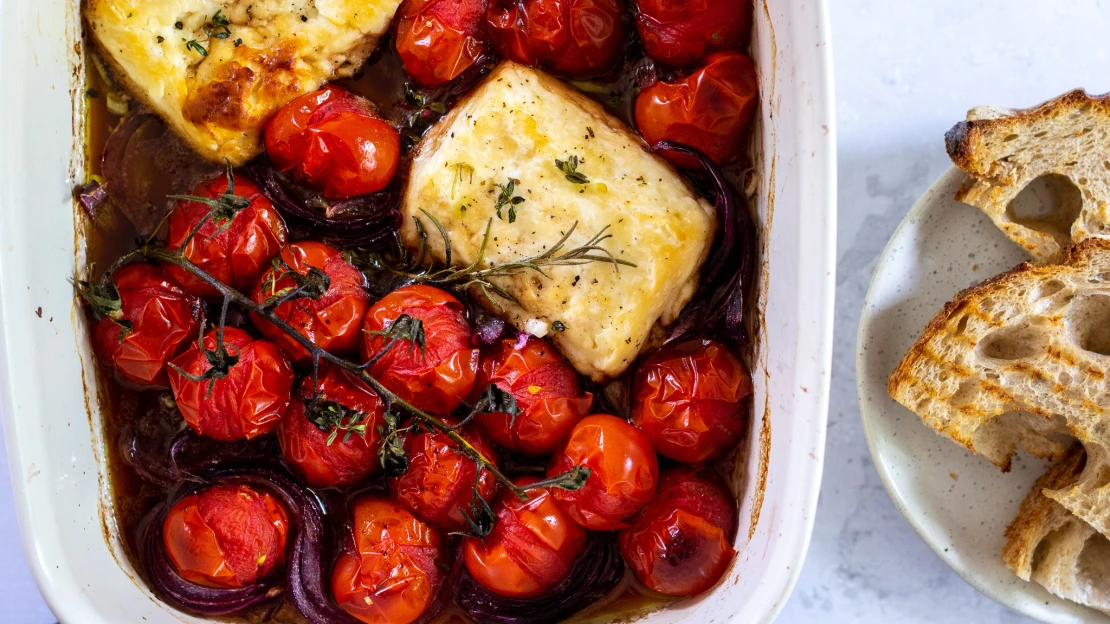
[
  {"xmin": 402, "ymin": 62, "xmax": 716, "ymax": 381},
  {"xmin": 85, "ymin": 0, "xmax": 402, "ymax": 165}
]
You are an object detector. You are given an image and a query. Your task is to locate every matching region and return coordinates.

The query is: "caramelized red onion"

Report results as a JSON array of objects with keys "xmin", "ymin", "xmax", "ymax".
[
  {"xmin": 456, "ymin": 532, "xmax": 624, "ymax": 624},
  {"xmin": 655, "ymin": 140, "xmax": 757, "ymax": 346},
  {"xmin": 244, "ymin": 159, "xmax": 400, "ymax": 248}
]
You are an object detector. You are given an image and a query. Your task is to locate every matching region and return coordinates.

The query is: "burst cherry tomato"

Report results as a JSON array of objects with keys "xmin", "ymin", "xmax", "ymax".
[
  {"xmin": 277, "ymin": 365, "xmax": 386, "ymax": 488},
  {"xmin": 250, "ymin": 241, "xmax": 370, "ymax": 365},
  {"xmin": 486, "ymin": 0, "xmax": 626, "ymax": 79},
  {"xmin": 548, "ymin": 414, "xmax": 658, "ymax": 530},
  {"xmin": 168, "ymin": 327, "xmax": 294, "ymax": 441},
  {"xmin": 360, "ymin": 285, "xmax": 479, "ymax": 414},
  {"xmin": 617, "ymin": 464, "xmax": 736, "ymax": 596},
  {"xmin": 332, "ymin": 498, "xmax": 446, "ymax": 624},
  {"xmin": 634, "ymin": 0, "xmax": 751, "ymax": 67},
  {"xmin": 396, "ymin": 0, "xmax": 489, "ymax": 86},
  {"xmin": 472, "ymin": 337, "xmax": 592, "ymax": 455},
  {"xmin": 165, "ymin": 173, "xmax": 287, "ymax": 298},
  {"xmin": 90, "ymin": 264, "xmax": 203, "ymax": 388},
  {"xmin": 389, "ymin": 418, "xmax": 501, "ymax": 531},
  {"xmin": 265, "ymin": 86, "xmax": 401, "ymax": 200},
  {"xmin": 635, "ymin": 51, "xmax": 758, "ymax": 168},
  {"xmin": 464, "ymin": 477, "xmax": 587, "ymax": 598},
  {"xmin": 631, "ymin": 339, "xmax": 752, "ymax": 463},
  {"xmin": 163, "ymin": 483, "xmax": 290, "ymax": 589}
]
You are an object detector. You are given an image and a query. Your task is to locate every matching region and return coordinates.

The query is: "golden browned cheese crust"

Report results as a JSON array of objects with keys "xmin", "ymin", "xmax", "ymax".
[{"xmin": 86, "ymin": 0, "xmax": 402, "ymax": 165}]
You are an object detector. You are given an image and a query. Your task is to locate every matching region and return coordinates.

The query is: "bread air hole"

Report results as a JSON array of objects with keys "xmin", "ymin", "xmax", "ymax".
[
  {"xmin": 1064, "ymin": 294, "xmax": 1110, "ymax": 357},
  {"xmin": 1006, "ymin": 173, "xmax": 1083, "ymax": 242},
  {"xmin": 976, "ymin": 318, "xmax": 1052, "ymax": 361}
]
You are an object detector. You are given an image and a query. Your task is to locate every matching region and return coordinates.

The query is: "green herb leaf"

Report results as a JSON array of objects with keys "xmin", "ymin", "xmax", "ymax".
[
  {"xmin": 493, "ymin": 179, "xmax": 525, "ymax": 223},
  {"xmin": 551, "ymin": 320, "xmax": 567, "ymax": 332},
  {"xmin": 185, "ymin": 40, "xmax": 208, "ymax": 56},
  {"xmin": 555, "ymin": 155, "xmax": 589, "ymax": 184}
]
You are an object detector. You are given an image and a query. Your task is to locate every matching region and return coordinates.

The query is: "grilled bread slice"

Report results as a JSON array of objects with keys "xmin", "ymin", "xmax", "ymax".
[
  {"xmin": 1004, "ymin": 446, "xmax": 1110, "ymax": 614},
  {"xmin": 946, "ymin": 89, "xmax": 1110, "ymax": 263},
  {"xmin": 86, "ymin": 0, "xmax": 402, "ymax": 165},
  {"xmin": 887, "ymin": 238, "xmax": 1110, "ymax": 473}
]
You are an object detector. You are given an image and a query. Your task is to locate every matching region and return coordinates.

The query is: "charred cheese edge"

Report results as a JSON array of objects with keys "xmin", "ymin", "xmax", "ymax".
[
  {"xmin": 402, "ymin": 62, "xmax": 716, "ymax": 381},
  {"xmin": 85, "ymin": 0, "xmax": 402, "ymax": 165}
]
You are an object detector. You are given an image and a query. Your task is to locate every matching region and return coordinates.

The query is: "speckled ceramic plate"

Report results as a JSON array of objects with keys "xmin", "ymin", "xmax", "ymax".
[{"xmin": 857, "ymin": 166, "xmax": 1110, "ymax": 623}]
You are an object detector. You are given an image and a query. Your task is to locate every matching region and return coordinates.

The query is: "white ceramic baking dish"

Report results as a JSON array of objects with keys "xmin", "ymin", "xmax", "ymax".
[{"xmin": 0, "ymin": 1, "xmax": 835, "ymax": 622}]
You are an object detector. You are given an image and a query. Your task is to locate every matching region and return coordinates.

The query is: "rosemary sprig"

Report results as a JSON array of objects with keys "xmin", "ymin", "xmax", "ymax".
[{"xmin": 555, "ymin": 155, "xmax": 589, "ymax": 184}]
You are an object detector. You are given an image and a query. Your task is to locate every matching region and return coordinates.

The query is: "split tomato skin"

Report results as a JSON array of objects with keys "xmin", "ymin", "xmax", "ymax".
[
  {"xmin": 472, "ymin": 336, "xmax": 592, "ymax": 455},
  {"xmin": 277, "ymin": 365, "xmax": 386, "ymax": 488},
  {"xmin": 635, "ymin": 51, "xmax": 759, "ymax": 168},
  {"xmin": 388, "ymin": 418, "xmax": 501, "ymax": 531},
  {"xmin": 395, "ymin": 0, "xmax": 489, "ymax": 86},
  {"xmin": 165, "ymin": 174, "xmax": 287, "ymax": 298},
  {"xmin": 91, "ymin": 263, "xmax": 204, "ymax": 388},
  {"xmin": 360, "ymin": 284, "xmax": 479, "ymax": 414},
  {"xmin": 168, "ymin": 327, "xmax": 294, "ymax": 442},
  {"xmin": 463, "ymin": 476, "xmax": 587, "ymax": 598},
  {"xmin": 265, "ymin": 86, "xmax": 401, "ymax": 200},
  {"xmin": 250, "ymin": 241, "xmax": 370, "ymax": 365},
  {"xmin": 633, "ymin": 0, "xmax": 751, "ymax": 67},
  {"xmin": 162, "ymin": 483, "xmax": 290, "ymax": 589},
  {"xmin": 547, "ymin": 414, "xmax": 659, "ymax": 530},
  {"xmin": 332, "ymin": 498, "xmax": 446, "ymax": 624},
  {"xmin": 617, "ymin": 464, "xmax": 737, "ymax": 596},
  {"xmin": 631, "ymin": 339, "xmax": 753, "ymax": 463},
  {"xmin": 485, "ymin": 0, "xmax": 627, "ymax": 79}
]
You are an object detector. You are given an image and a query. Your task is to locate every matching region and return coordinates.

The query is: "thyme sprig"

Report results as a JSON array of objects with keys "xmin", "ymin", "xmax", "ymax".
[
  {"xmin": 185, "ymin": 9, "xmax": 232, "ymax": 57},
  {"xmin": 555, "ymin": 155, "xmax": 589, "ymax": 184},
  {"xmin": 492, "ymin": 179, "xmax": 525, "ymax": 223}
]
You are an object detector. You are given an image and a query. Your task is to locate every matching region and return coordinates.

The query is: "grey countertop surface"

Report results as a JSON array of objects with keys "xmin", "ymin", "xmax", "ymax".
[{"xmin": 3, "ymin": 1, "xmax": 1110, "ymax": 622}]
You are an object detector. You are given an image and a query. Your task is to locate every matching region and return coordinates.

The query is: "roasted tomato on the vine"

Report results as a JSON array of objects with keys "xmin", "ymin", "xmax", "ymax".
[
  {"xmin": 388, "ymin": 418, "xmax": 501, "ymax": 532},
  {"xmin": 485, "ymin": 0, "xmax": 626, "ymax": 79},
  {"xmin": 89, "ymin": 263, "xmax": 203, "ymax": 388},
  {"xmin": 464, "ymin": 477, "xmax": 587, "ymax": 598},
  {"xmin": 472, "ymin": 336, "xmax": 592, "ymax": 455},
  {"xmin": 634, "ymin": 0, "xmax": 751, "ymax": 67},
  {"xmin": 631, "ymin": 339, "xmax": 752, "ymax": 463},
  {"xmin": 165, "ymin": 173, "xmax": 287, "ymax": 298},
  {"xmin": 167, "ymin": 327, "xmax": 294, "ymax": 442},
  {"xmin": 360, "ymin": 284, "xmax": 479, "ymax": 414},
  {"xmin": 395, "ymin": 0, "xmax": 489, "ymax": 86},
  {"xmin": 162, "ymin": 483, "xmax": 290, "ymax": 589},
  {"xmin": 635, "ymin": 51, "xmax": 759, "ymax": 168},
  {"xmin": 618, "ymin": 464, "xmax": 737, "ymax": 596},
  {"xmin": 548, "ymin": 414, "xmax": 658, "ymax": 530},
  {"xmin": 265, "ymin": 86, "xmax": 401, "ymax": 200},
  {"xmin": 332, "ymin": 498, "xmax": 446, "ymax": 624},
  {"xmin": 277, "ymin": 365, "xmax": 386, "ymax": 488},
  {"xmin": 250, "ymin": 241, "xmax": 370, "ymax": 365}
]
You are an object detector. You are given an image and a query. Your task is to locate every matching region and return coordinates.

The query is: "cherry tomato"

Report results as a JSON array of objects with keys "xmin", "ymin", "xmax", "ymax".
[
  {"xmin": 617, "ymin": 464, "xmax": 736, "ymax": 596},
  {"xmin": 472, "ymin": 337, "xmax": 592, "ymax": 455},
  {"xmin": 633, "ymin": 0, "xmax": 751, "ymax": 67},
  {"xmin": 630, "ymin": 339, "xmax": 752, "ymax": 463},
  {"xmin": 91, "ymin": 264, "xmax": 203, "ymax": 388},
  {"xmin": 635, "ymin": 51, "xmax": 758, "ymax": 168},
  {"xmin": 168, "ymin": 327, "xmax": 294, "ymax": 442},
  {"xmin": 163, "ymin": 483, "xmax": 290, "ymax": 589},
  {"xmin": 463, "ymin": 477, "xmax": 587, "ymax": 598},
  {"xmin": 388, "ymin": 418, "xmax": 501, "ymax": 531},
  {"xmin": 250, "ymin": 241, "xmax": 370, "ymax": 365},
  {"xmin": 277, "ymin": 365, "xmax": 386, "ymax": 488},
  {"xmin": 332, "ymin": 498, "xmax": 445, "ymax": 624},
  {"xmin": 547, "ymin": 414, "xmax": 658, "ymax": 530},
  {"xmin": 360, "ymin": 285, "xmax": 479, "ymax": 414},
  {"xmin": 165, "ymin": 173, "xmax": 287, "ymax": 298},
  {"xmin": 265, "ymin": 86, "xmax": 401, "ymax": 200},
  {"xmin": 485, "ymin": 0, "xmax": 626, "ymax": 79},
  {"xmin": 395, "ymin": 0, "xmax": 489, "ymax": 86}
]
